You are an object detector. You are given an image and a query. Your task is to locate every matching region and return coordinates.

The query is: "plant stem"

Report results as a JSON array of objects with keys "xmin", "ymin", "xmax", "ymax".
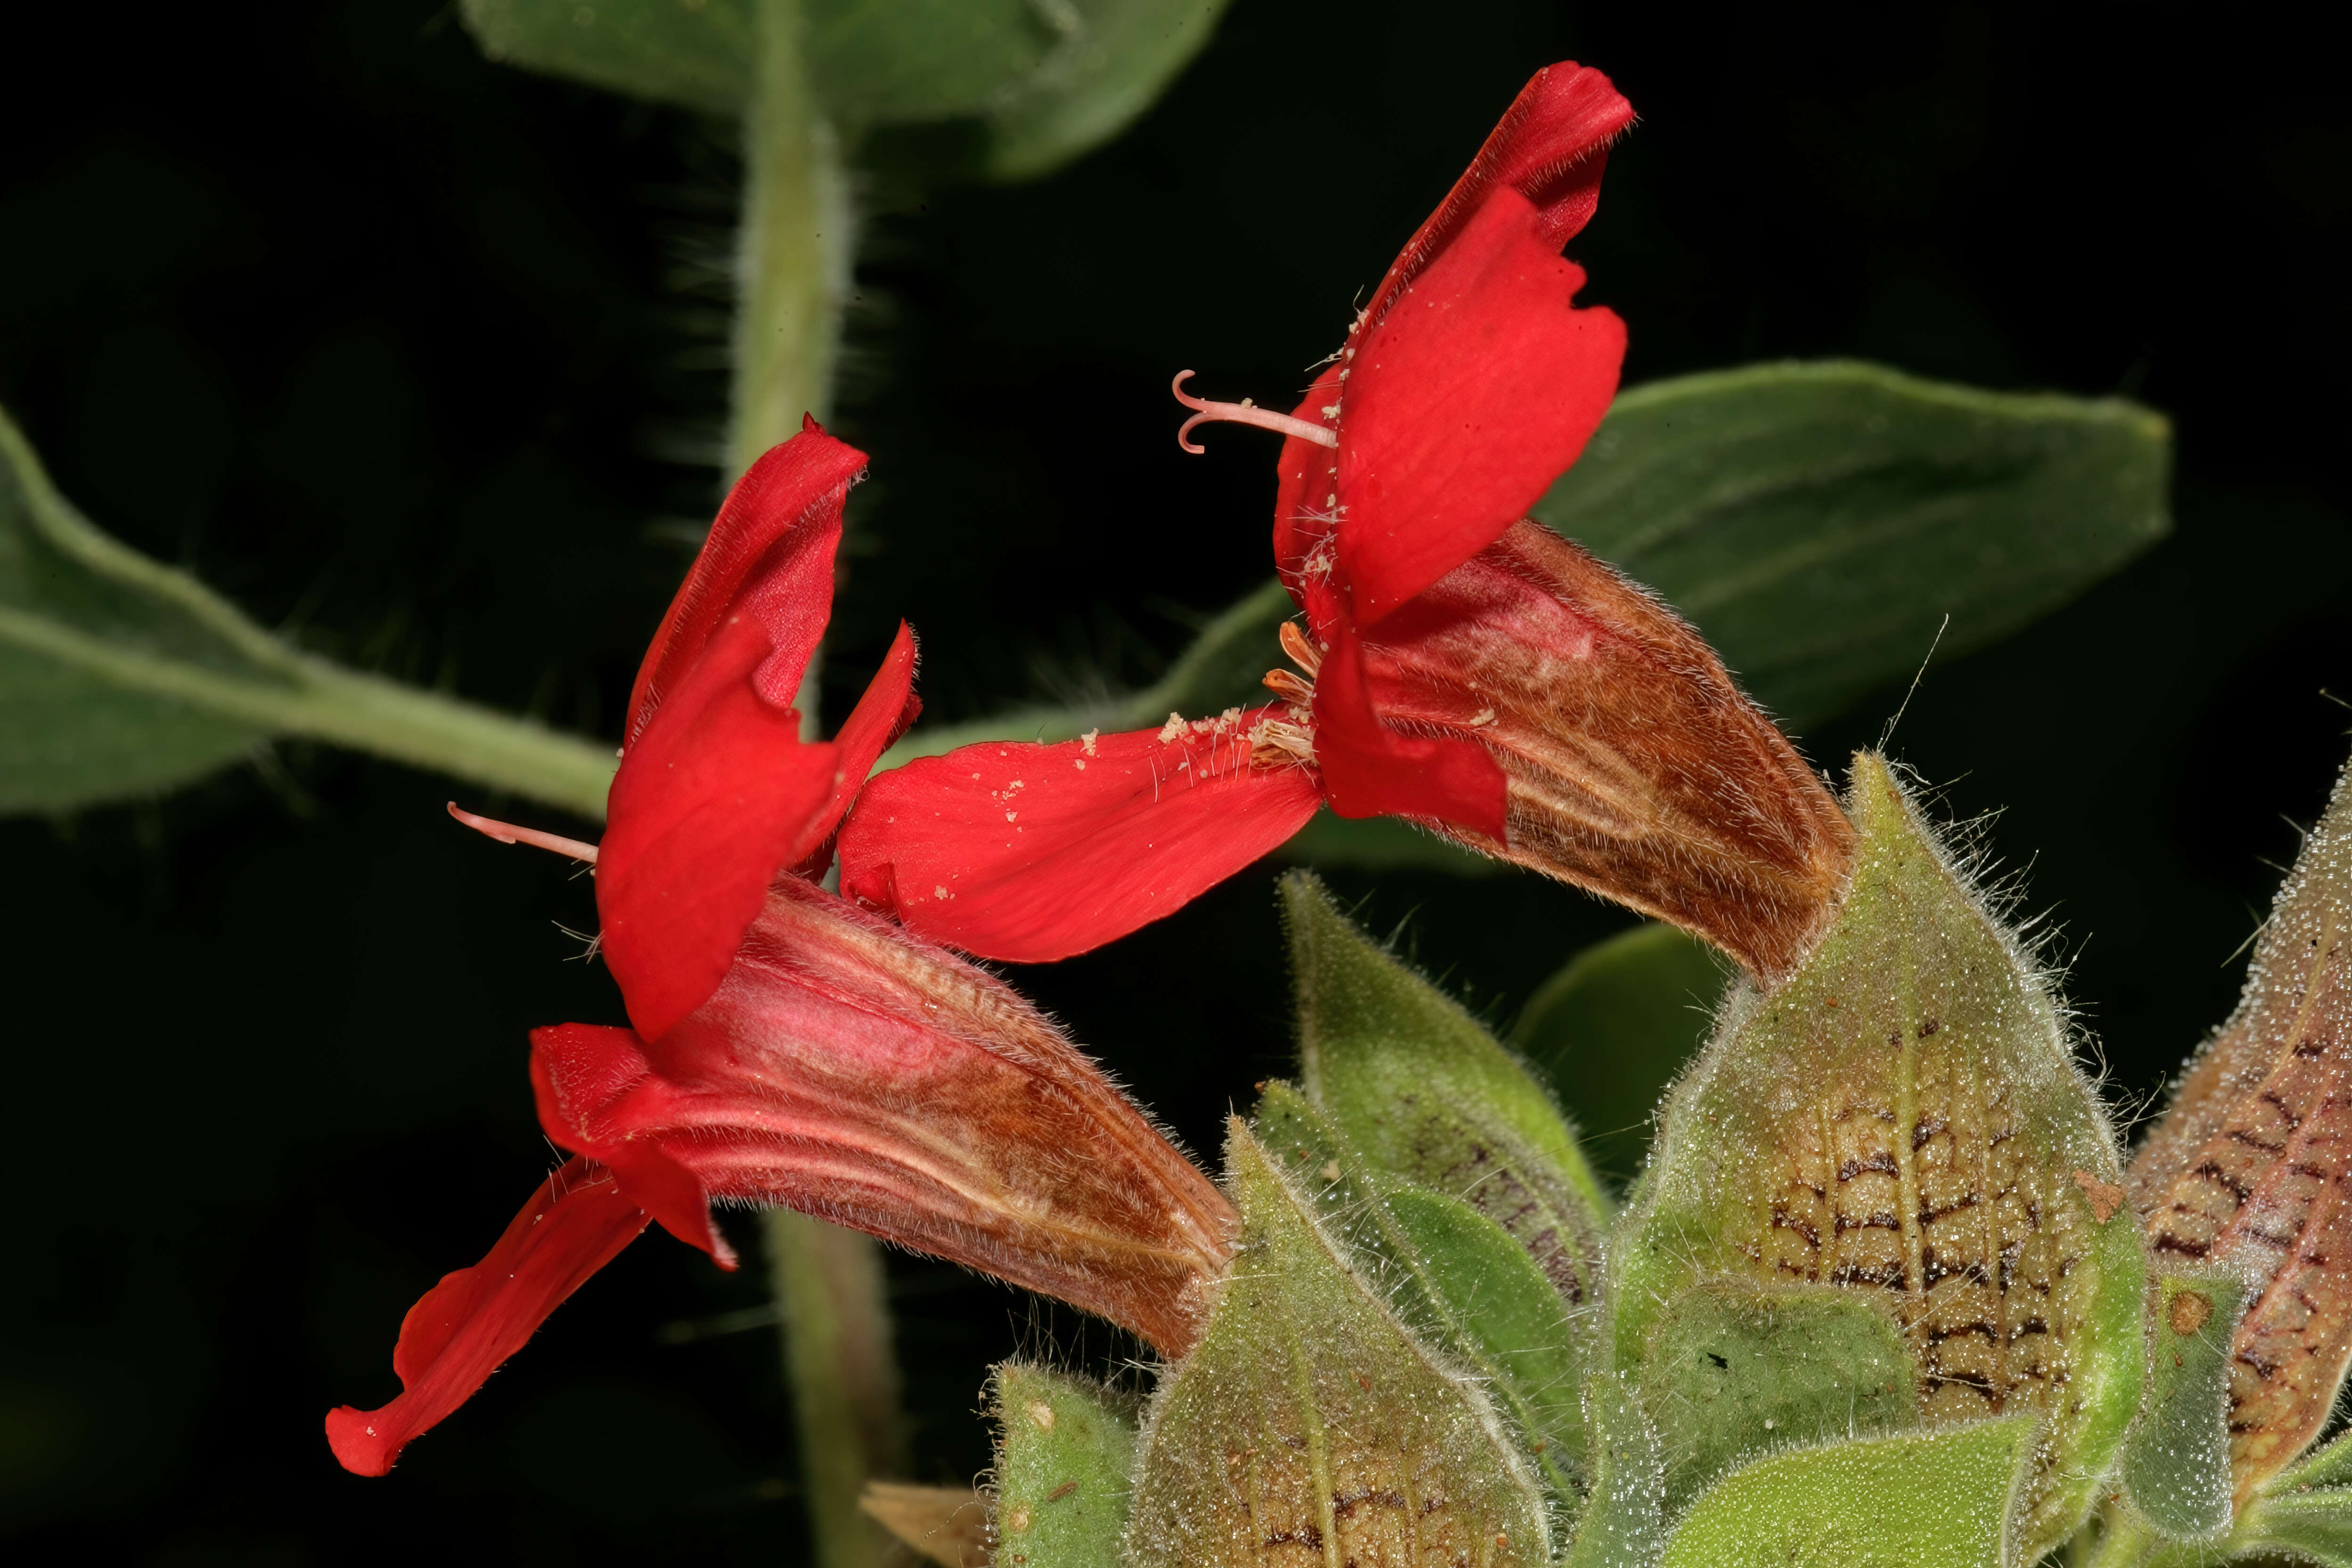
[
  {"xmin": 767, "ymin": 1211, "xmax": 909, "ymax": 1568},
  {"xmin": 733, "ymin": 8, "xmax": 906, "ymax": 1567}
]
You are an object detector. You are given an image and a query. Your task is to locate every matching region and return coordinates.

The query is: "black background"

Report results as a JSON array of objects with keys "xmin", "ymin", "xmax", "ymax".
[{"xmin": 3, "ymin": 1, "xmax": 2347, "ymax": 1560}]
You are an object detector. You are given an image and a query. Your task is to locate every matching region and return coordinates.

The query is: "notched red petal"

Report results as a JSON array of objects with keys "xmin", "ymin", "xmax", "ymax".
[
  {"xmin": 324, "ymin": 1155, "xmax": 650, "ymax": 1477},
  {"xmin": 530, "ymin": 1023, "xmax": 737, "ymax": 1266},
  {"xmin": 1368, "ymin": 60, "xmax": 1634, "ymax": 324},
  {"xmin": 838, "ymin": 709, "xmax": 1323, "ymax": 963},
  {"xmin": 626, "ymin": 425, "xmax": 866, "ymax": 746},
  {"xmin": 1337, "ymin": 190, "xmax": 1625, "ymax": 622}
]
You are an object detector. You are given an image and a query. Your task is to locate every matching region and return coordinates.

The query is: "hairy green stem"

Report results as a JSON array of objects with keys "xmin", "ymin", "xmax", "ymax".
[{"xmin": 732, "ymin": 8, "xmax": 905, "ymax": 1567}]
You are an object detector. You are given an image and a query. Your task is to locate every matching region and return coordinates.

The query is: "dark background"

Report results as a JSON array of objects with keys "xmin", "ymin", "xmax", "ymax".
[{"xmin": 3, "ymin": 0, "xmax": 2346, "ymax": 1560}]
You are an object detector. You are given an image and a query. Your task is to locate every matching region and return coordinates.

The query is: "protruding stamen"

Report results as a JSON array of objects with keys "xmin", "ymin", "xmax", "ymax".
[
  {"xmin": 448, "ymin": 801, "xmax": 600, "ymax": 865},
  {"xmin": 1171, "ymin": 371, "xmax": 1339, "ymax": 454},
  {"xmin": 1277, "ymin": 620, "xmax": 1323, "ymax": 678},
  {"xmin": 1263, "ymin": 668, "xmax": 1315, "ymax": 707}
]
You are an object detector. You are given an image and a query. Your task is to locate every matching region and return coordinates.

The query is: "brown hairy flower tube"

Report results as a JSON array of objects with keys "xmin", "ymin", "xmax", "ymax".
[{"xmin": 1356, "ymin": 519, "xmax": 1856, "ymax": 981}]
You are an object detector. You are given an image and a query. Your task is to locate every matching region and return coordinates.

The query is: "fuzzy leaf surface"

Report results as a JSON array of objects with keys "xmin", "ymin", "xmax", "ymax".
[
  {"xmin": 1127, "ymin": 1124, "xmax": 1549, "ymax": 1568},
  {"xmin": 1514, "ymin": 922, "xmax": 1728, "ymax": 1179},
  {"xmin": 1252, "ymin": 1082, "xmax": 1584, "ymax": 1488},
  {"xmin": 1654, "ymin": 1414, "xmax": 2038, "ymax": 1568},
  {"xmin": 2122, "ymin": 1272, "xmax": 2253, "ymax": 1540},
  {"xmin": 1283, "ymin": 872, "xmax": 1608, "ymax": 1304},
  {"xmin": 1641, "ymin": 1276, "xmax": 1918, "ymax": 1512},
  {"xmin": 1615, "ymin": 754, "xmax": 2147, "ymax": 1560},
  {"xmin": 1535, "ymin": 360, "xmax": 2172, "ymax": 728},
  {"xmin": 991, "ymin": 1364, "xmax": 1138, "ymax": 1568},
  {"xmin": 1561, "ymin": 1373, "xmax": 1666, "ymax": 1568}
]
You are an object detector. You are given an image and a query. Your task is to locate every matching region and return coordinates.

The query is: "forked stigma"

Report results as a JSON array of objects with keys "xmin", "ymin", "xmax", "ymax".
[{"xmin": 1171, "ymin": 370, "xmax": 1339, "ymax": 454}]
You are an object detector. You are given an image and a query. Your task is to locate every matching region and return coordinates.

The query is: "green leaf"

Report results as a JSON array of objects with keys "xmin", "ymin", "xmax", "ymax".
[
  {"xmin": 1535, "ymin": 359, "xmax": 2172, "ymax": 729},
  {"xmin": 1641, "ymin": 1276, "xmax": 1918, "ymax": 1514},
  {"xmin": 2235, "ymin": 1487, "xmax": 2352, "ymax": 1566},
  {"xmin": 459, "ymin": 0, "xmax": 755, "ymax": 114},
  {"xmin": 0, "ymin": 405, "xmax": 617, "ymax": 817},
  {"xmin": 1512, "ymin": 922, "xmax": 1729, "ymax": 1179},
  {"xmin": 1654, "ymin": 1414, "xmax": 2038, "ymax": 1568},
  {"xmin": 979, "ymin": 0, "xmax": 1238, "ymax": 181},
  {"xmin": 1127, "ymin": 1123, "xmax": 1552, "ymax": 1568},
  {"xmin": 1562, "ymin": 1372, "xmax": 1666, "ymax": 1568},
  {"xmin": 461, "ymin": 0, "xmax": 1232, "ymax": 181},
  {"xmin": 990, "ymin": 1364, "xmax": 1139, "ymax": 1568},
  {"xmin": 1282, "ymin": 871, "xmax": 1610, "ymax": 1284},
  {"xmin": 1614, "ymin": 754, "xmax": 2148, "ymax": 1560},
  {"xmin": 1252, "ymin": 1081, "xmax": 1585, "ymax": 1488},
  {"xmin": 2123, "ymin": 1272, "xmax": 2254, "ymax": 1540}
]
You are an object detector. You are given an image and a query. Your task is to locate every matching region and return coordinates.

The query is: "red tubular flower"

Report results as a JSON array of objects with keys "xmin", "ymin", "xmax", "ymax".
[
  {"xmin": 327, "ymin": 422, "xmax": 1236, "ymax": 1477},
  {"xmin": 839, "ymin": 63, "xmax": 1854, "ymax": 980}
]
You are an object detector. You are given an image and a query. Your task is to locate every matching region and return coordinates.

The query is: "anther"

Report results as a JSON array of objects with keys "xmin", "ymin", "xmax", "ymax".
[
  {"xmin": 1171, "ymin": 370, "xmax": 1339, "ymax": 454},
  {"xmin": 1277, "ymin": 620, "xmax": 1323, "ymax": 677},
  {"xmin": 448, "ymin": 801, "xmax": 600, "ymax": 865}
]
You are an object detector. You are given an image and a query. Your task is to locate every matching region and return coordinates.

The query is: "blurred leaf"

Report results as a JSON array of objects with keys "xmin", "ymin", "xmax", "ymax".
[
  {"xmin": 988, "ymin": 1365, "xmax": 1137, "ymax": 1568},
  {"xmin": 459, "ymin": 0, "xmax": 755, "ymax": 115},
  {"xmin": 1512, "ymin": 922, "xmax": 1728, "ymax": 1179},
  {"xmin": 462, "ymin": 0, "xmax": 1233, "ymax": 181},
  {"xmin": 808, "ymin": 0, "xmax": 1053, "ymax": 123},
  {"xmin": 0, "ymin": 406, "xmax": 617, "ymax": 817},
  {"xmin": 1537, "ymin": 359, "xmax": 2172, "ymax": 729},
  {"xmin": 980, "ymin": 0, "xmax": 1237, "ymax": 181},
  {"xmin": 1654, "ymin": 1415, "xmax": 2038, "ymax": 1568}
]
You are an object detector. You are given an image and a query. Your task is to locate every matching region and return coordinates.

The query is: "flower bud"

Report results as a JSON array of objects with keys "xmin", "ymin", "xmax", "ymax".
[
  {"xmin": 2128, "ymin": 751, "xmax": 2352, "ymax": 1501},
  {"xmin": 1127, "ymin": 1124, "xmax": 1550, "ymax": 1568},
  {"xmin": 1613, "ymin": 753, "xmax": 2147, "ymax": 1560}
]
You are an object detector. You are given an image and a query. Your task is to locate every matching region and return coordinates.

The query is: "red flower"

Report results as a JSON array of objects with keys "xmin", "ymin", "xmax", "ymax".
[
  {"xmin": 327, "ymin": 424, "xmax": 1236, "ymax": 1477},
  {"xmin": 838, "ymin": 64, "xmax": 1854, "ymax": 980}
]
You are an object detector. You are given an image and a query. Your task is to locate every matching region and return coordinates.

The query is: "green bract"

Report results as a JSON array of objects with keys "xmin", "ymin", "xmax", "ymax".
[
  {"xmin": 991, "ymin": 1366, "xmax": 1140, "ymax": 1568},
  {"xmin": 1126, "ymin": 1125, "xmax": 1551, "ymax": 1568},
  {"xmin": 1615, "ymin": 753, "xmax": 2148, "ymax": 1560}
]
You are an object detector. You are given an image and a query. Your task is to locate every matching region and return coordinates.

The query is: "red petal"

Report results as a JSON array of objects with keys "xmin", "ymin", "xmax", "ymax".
[
  {"xmin": 837, "ymin": 710, "xmax": 1323, "ymax": 962},
  {"xmin": 624, "ymin": 421, "xmax": 866, "ymax": 747},
  {"xmin": 1313, "ymin": 620, "xmax": 1506, "ymax": 840},
  {"xmin": 323, "ymin": 1155, "xmax": 650, "ymax": 1477},
  {"xmin": 1364, "ymin": 62, "xmax": 1633, "ymax": 330},
  {"xmin": 1274, "ymin": 365, "xmax": 1346, "ymax": 585},
  {"xmin": 790, "ymin": 621, "xmax": 922, "ymax": 880},
  {"xmin": 1335, "ymin": 189, "xmax": 1625, "ymax": 622},
  {"xmin": 599, "ymin": 612, "xmax": 841, "ymax": 1041},
  {"xmin": 530, "ymin": 1023, "xmax": 738, "ymax": 1265}
]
